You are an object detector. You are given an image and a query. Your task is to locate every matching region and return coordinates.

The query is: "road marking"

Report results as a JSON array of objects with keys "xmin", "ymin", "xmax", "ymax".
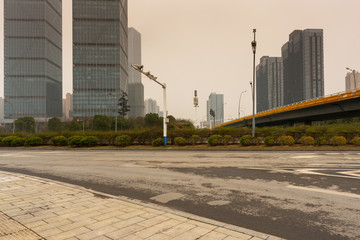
[
  {"xmin": 296, "ymin": 168, "xmax": 360, "ymax": 180},
  {"xmin": 150, "ymin": 192, "xmax": 184, "ymax": 203},
  {"xmin": 291, "ymin": 155, "xmax": 318, "ymax": 159},
  {"xmin": 287, "ymin": 185, "xmax": 360, "ymax": 199}
]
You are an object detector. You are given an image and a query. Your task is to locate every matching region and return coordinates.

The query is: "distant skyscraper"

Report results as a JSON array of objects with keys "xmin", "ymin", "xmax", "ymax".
[
  {"xmin": 282, "ymin": 29, "xmax": 324, "ymax": 105},
  {"xmin": 206, "ymin": 93, "xmax": 224, "ymax": 126},
  {"xmin": 128, "ymin": 27, "xmax": 144, "ymax": 118},
  {"xmin": 4, "ymin": 0, "xmax": 62, "ymax": 119},
  {"xmin": 256, "ymin": 56, "xmax": 283, "ymax": 112},
  {"xmin": 144, "ymin": 99, "xmax": 159, "ymax": 115},
  {"xmin": 73, "ymin": 0, "xmax": 128, "ymax": 118},
  {"xmin": 345, "ymin": 71, "xmax": 360, "ymax": 92}
]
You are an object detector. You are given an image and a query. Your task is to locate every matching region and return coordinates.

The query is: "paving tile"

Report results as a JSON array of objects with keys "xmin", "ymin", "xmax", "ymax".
[
  {"xmin": 112, "ymin": 216, "xmax": 146, "ymax": 229},
  {"xmin": 137, "ymin": 215, "xmax": 169, "ymax": 228},
  {"xmin": 172, "ymin": 226, "xmax": 212, "ymax": 240},
  {"xmin": 215, "ymin": 228, "xmax": 252, "ymax": 240},
  {"xmin": 161, "ymin": 222, "xmax": 197, "ymax": 238},
  {"xmin": 106, "ymin": 224, "xmax": 144, "ymax": 239},
  {"xmin": 198, "ymin": 230, "xmax": 228, "ymax": 239},
  {"xmin": 76, "ymin": 226, "xmax": 118, "ymax": 239},
  {"xmin": 135, "ymin": 219, "xmax": 181, "ymax": 238}
]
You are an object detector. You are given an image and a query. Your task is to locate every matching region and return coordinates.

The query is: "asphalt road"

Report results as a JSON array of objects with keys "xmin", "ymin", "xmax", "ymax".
[{"xmin": 0, "ymin": 149, "xmax": 359, "ymax": 240}]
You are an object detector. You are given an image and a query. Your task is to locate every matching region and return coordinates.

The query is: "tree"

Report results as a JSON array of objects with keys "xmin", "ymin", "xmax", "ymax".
[
  {"xmin": 118, "ymin": 91, "xmax": 130, "ymax": 118},
  {"xmin": 15, "ymin": 116, "xmax": 35, "ymax": 133},
  {"xmin": 93, "ymin": 115, "xmax": 112, "ymax": 131},
  {"xmin": 63, "ymin": 119, "xmax": 81, "ymax": 131},
  {"xmin": 144, "ymin": 113, "xmax": 162, "ymax": 127},
  {"xmin": 48, "ymin": 117, "xmax": 62, "ymax": 131}
]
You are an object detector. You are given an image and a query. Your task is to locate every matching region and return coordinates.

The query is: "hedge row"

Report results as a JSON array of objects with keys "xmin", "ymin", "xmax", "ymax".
[{"xmin": 0, "ymin": 128, "xmax": 360, "ymax": 147}]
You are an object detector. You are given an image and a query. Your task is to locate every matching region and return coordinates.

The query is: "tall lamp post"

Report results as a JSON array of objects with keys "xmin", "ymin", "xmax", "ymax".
[
  {"xmin": 346, "ymin": 67, "xmax": 358, "ymax": 90},
  {"xmin": 238, "ymin": 90, "xmax": 247, "ymax": 118},
  {"xmin": 108, "ymin": 92, "xmax": 117, "ymax": 132},
  {"xmin": 251, "ymin": 29, "xmax": 257, "ymax": 137},
  {"xmin": 131, "ymin": 64, "xmax": 168, "ymax": 146}
]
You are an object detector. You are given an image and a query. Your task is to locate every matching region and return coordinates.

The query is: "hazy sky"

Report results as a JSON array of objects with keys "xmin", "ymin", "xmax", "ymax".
[{"xmin": 1, "ymin": 0, "xmax": 360, "ymax": 123}]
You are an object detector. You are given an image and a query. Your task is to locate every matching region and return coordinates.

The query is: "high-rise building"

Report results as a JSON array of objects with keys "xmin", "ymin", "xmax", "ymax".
[
  {"xmin": 345, "ymin": 71, "xmax": 360, "ymax": 92},
  {"xmin": 206, "ymin": 93, "xmax": 224, "ymax": 126},
  {"xmin": 144, "ymin": 99, "xmax": 159, "ymax": 115},
  {"xmin": 73, "ymin": 0, "xmax": 128, "ymax": 118},
  {"xmin": 256, "ymin": 56, "xmax": 283, "ymax": 112},
  {"xmin": 281, "ymin": 29, "xmax": 324, "ymax": 105},
  {"xmin": 128, "ymin": 27, "xmax": 144, "ymax": 118},
  {"xmin": 65, "ymin": 93, "xmax": 73, "ymax": 120},
  {"xmin": 4, "ymin": 0, "xmax": 62, "ymax": 119}
]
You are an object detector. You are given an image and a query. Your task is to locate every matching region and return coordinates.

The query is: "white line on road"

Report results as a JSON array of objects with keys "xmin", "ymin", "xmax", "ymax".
[{"xmin": 287, "ymin": 185, "xmax": 360, "ymax": 199}]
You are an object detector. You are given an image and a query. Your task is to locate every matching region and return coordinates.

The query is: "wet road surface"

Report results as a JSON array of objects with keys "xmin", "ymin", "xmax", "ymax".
[{"xmin": 0, "ymin": 150, "xmax": 359, "ymax": 240}]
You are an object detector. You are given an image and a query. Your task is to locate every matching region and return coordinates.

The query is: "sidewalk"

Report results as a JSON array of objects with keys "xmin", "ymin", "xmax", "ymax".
[{"xmin": 0, "ymin": 171, "xmax": 282, "ymax": 240}]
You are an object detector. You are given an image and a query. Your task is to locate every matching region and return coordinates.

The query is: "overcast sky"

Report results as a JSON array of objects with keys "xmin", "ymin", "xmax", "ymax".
[{"xmin": 1, "ymin": 0, "xmax": 360, "ymax": 123}]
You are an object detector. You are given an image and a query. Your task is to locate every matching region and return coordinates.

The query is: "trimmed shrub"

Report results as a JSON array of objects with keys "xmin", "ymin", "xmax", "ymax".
[
  {"xmin": 255, "ymin": 137, "xmax": 264, "ymax": 145},
  {"xmin": 190, "ymin": 135, "xmax": 200, "ymax": 145},
  {"xmin": 208, "ymin": 135, "xmax": 222, "ymax": 146},
  {"xmin": 351, "ymin": 136, "xmax": 360, "ymax": 146},
  {"xmin": 68, "ymin": 135, "xmax": 84, "ymax": 147},
  {"xmin": 299, "ymin": 136, "xmax": 315, "ymax": 146},
  {"xmin": 50, "ymin": 136, "xmax": 68, "ymax": 146},
  {"xmin": 239, "ymin": 135, "xmax": 253, "ymax": 146},
  {"xmin": 329, "ymin": 136, "xmax": 347, "ymax": 146},
  {"xmin": 264, "ymin": 136, "xmax": 276, "ymax": 146},
  {"xmin": 317, "ymin": 136, "xmax": 327, "ymax": 145},
  {"xmin": 11, "ymin": 137, "xmax": 26, "ymax": 147},
  {"xmin": 174, "ymin": 137, "xmax": 187, "ymax": 146},
  {"xmin": 24, "ymin": 137, "xmax": 43, "ymax": 146},
  {"xmin": 223, "ymin": 135, "xmax": 232, "ymax": 145},
  {"xmin": 80, "ymin": 136, "xmax": 99, "ymax": 147},
  {"xmin": 152, "ymin": 137, "xmax": 164, "ymax": 147},
  {"xmin": 277, "ymin": 135, "xmax": 295, "ymax": 146},
  {"xmin": 2, "ymin": 136, "xmax": 20, "ymax": 146},
  {"xmin": 114, "ymin": 135, "xmax": 131, "ymax": 147}
]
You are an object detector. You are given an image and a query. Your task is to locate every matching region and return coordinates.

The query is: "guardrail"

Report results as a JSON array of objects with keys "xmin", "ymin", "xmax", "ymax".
[{"xmin": 217, "ymin": 89, "xmax": 360, "ymax": 128}]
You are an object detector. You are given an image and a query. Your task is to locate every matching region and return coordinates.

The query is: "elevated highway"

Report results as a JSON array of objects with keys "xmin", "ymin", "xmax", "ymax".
[{"xmin": 218, "ymin": 89, "xmax": 360, "ymax": 128}]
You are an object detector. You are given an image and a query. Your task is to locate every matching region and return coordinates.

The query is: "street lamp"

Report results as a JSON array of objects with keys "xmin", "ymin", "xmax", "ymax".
[
  {"xmin": 131, "ymin": 64, "xmax": 168, "ymax": 146},
  {"xmin": 251, "ymin": 29, "xmax": 257, "ymax": 137},
  {"xmin": 346, "ymin": 67, "xmax": 358, "ymax": 90},
  {"xmin": 238, "ymin": 90, "xmax": 247, "ymax": 118},
  {"xmin": 108, "ymin": 92, "xmax": 117, "ymax": 132}
]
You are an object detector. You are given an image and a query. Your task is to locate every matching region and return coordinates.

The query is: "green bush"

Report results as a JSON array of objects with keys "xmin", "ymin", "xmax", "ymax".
[
  {"xmin": 114, "ymin": 135, "xmax": 131, "ymax": 147},
  {"xmin": 351, "ymin": 136, "xmax": 360, "ymax": 146},
  {"xmin": 264, "ymin": 136, "xmax": 276, "ymax": 146},
  {"xmin": 50, "ymin": 136, "xmax": 68, "ymax": 146},
  {"xmin": 190, "ymin": 135, "xmax": 200, "ymax": 145},
  {"xmin": 208, "ymin": 135, "xmax": 222, "ymax": 146},
  {"xmin": 68, "ymin": 135, "xmax": 84, "ymax": 147},
  {"xmin": 255, "ymin": 137, "xmax": 264, "ymax": 145},
  {"xmin": 317, "ymin": 136, "xmax": 327, "ymax": 145},
  {"xmin": 80, "ymin": 136, "xmax": 99, "ymax": 147},
  {"xmin": 10, "ymin": 137, "xmax": 26, "ymax": 147},
  {"xmin": 239, "ymin": 135, "xmax": 253, "ymax": 146},
  {"xmin": 2, "ymin": 136, "xmax": 20, "ymax": 146},
  {"xmin": 299, "ymin": 136, "xmax": 315, "ymax": 146},
  {"xmin": 329, "ymin": 136, "xmax": 347, "ymax": 146},
  {"xmin": 223, "ymin": 135, "xmax": 232, "ymax": 145},
  {"xmin": 24, "ymin": 137, "xmax": 43, "ymax": 146},
  {"xmin": 152, "ymin": 137, "xmax": 164, "ymax": 147},
  {"xmin": 277, "ymin": 135, "xmax": 295, "ymax": 146},
  {"xmin": 174, "ymin": 137, "xmax": 187, "ymax": 146}
]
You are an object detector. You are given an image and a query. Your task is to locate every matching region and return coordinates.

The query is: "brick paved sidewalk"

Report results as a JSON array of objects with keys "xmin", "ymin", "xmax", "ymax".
[{"xmin": 0, "ymin": 171, "xmax": 282, "ymax": 240}]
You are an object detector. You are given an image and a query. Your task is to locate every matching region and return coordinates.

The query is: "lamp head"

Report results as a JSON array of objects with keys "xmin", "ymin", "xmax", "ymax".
[{"xmin": 131, "ymin": 64, "xmax": 143, "ymax": 71}]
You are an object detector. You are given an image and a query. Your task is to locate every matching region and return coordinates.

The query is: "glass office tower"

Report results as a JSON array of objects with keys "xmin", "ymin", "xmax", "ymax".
[
  {"xmin": 4, "ymin": 0, "xmax": 62, "ymax": 119},
  {"xmin": 73, "ymin": 0, "xmax": 128, "ymax": 118},
  {"xmin": 282, "ymin": 29, "xmax": 324, "ymax": 105},
  {"xmin": 256, "ymin": 56, "xmax": 283, "ymax": 112}
]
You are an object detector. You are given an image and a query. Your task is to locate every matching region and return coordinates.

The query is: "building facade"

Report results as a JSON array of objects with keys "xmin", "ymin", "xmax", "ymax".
[
  {"xmin": 206, "ymin": 92, "xmax": 224, "ymax": 126},
  {"xmin": 128, "ymin": 27, "xmax": 144, "ymax": 118},
  {"xmin": 73, "ymin": 0, "xmax": 128, "ymax": 118},
  {"xmin": 256, "ymin": 56, "xmax": 283, "ymax": 112},
  {"xmin": 4, "ymin": 0, "xmax": 62, "ymax": 119},
  {"xmin": 281, "ymin": 29, "xmax": 324, "ymax": 105},
  {"xmin": 345, "ymin": 71, "xmax": 360, "ymax": 92}
]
